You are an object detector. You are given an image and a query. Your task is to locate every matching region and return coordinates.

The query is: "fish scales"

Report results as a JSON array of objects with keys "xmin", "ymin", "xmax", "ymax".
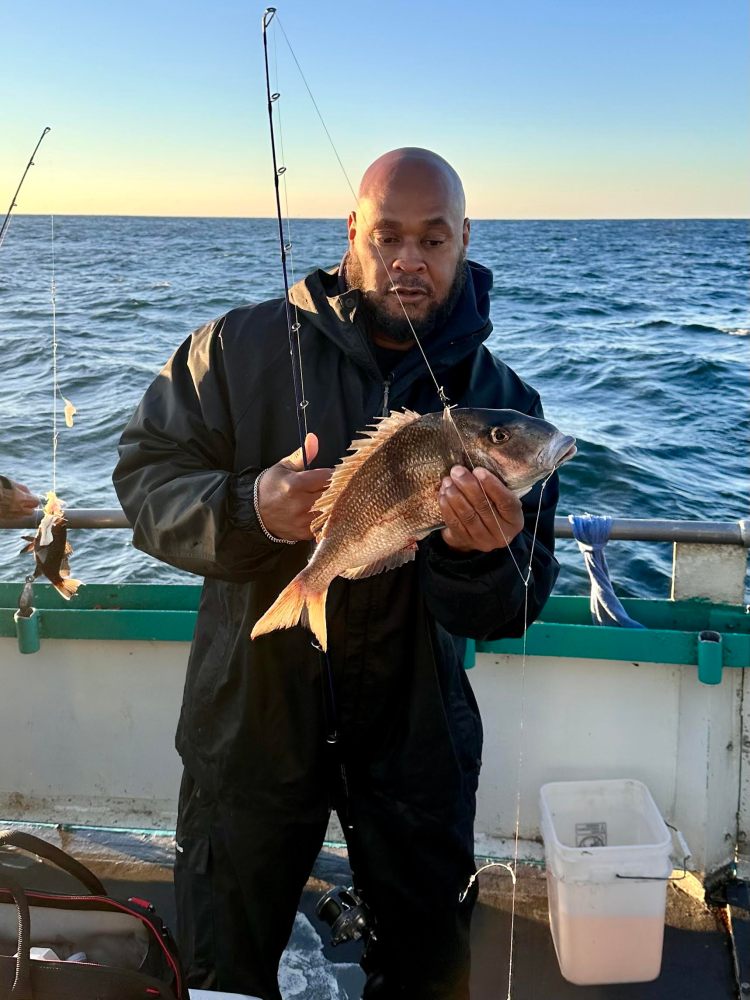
[
  {"xmin": 309, "ymin": 416, "xmax": 455, "ymax": 587},
  {"xmin": 251, "ymin": 407, "xmax": 576, "ymax": 650}
]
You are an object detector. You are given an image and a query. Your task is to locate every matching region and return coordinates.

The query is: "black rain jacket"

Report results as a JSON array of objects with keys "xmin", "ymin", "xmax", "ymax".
[{"xmin": 113, "ymin": 261, "xmax": 559, "ymax": 824}]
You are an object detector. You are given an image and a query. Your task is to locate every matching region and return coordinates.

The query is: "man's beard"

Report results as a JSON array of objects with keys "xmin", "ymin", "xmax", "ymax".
[{"xmin": 343, "ymin": 251, "xmax": 467, "ymax": 344}]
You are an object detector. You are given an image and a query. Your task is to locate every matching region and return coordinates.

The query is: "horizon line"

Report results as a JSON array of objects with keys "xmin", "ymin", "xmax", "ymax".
[{"xmin": 12, "ymin": 213, "xmax": 750, "ymax": 222}]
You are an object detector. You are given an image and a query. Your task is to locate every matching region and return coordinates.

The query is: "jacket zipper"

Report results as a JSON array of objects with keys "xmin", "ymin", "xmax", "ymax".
[{"xmin": 381, "ymin": 374, "xmax": 393, "ymax": 417}]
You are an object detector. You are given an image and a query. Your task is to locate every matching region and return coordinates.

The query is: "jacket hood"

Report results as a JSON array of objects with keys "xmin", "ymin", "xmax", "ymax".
[{"xmin": 289, "ymin": 259, "xmax": 494, "ymax": 386}]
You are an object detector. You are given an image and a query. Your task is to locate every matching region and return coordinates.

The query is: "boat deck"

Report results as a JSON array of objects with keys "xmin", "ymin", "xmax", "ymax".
[{"xmin": 1, "ymin": 829, "xmax": 741, "ymax": 999}]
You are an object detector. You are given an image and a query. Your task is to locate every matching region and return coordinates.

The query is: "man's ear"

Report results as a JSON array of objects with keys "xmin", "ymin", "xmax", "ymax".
[
  {"xmin": 347, "ymin": 211, "xmax": 357, "ymax": 243},
  {"xmin": 463, "ymin": 217, "xmax": 471, "ymax": 248}
]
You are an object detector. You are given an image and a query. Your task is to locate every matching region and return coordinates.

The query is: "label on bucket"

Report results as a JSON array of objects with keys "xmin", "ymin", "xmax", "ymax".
[{"xmin": 576, "ymin": 822, "xmax": 608, "ymax": 848}]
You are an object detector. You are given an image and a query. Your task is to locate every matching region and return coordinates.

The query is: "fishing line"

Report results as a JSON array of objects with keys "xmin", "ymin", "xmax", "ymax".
[
  {"xmin": 51, "ymin": 216, "xmax": 58, "ymax": 494},
  {"xmin": 266, "ymin": 12, "xmax": 553, "ymax": 995},
  {"xmin": 503, "ymin": 472, "xmax": 550, "ymax": 999},
  {"xmin": 460, "ymin": 860, "xmax": 515, "ymax": 903},
  {"xmin": 272, "ymin": 11, "xmax": 450, "ymax": 411},
  {"xmin": 48, "ymin": 217, "xmax": 77, "ymax": 498},
  {"xmin": 460, "ymin": 474, "xmax": 550, "ymax": 1000}
]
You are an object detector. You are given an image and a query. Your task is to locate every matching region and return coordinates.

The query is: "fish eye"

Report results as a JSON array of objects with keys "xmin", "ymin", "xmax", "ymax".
[{"xmin": 490, "ymin": 427, "xmax": 509, "ymax": 444}]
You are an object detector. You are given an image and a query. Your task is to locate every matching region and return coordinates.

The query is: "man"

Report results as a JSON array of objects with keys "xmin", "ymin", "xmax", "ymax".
[{"xmin": 113, "ymin": 148, "xmax": 559, "ymax": 999}]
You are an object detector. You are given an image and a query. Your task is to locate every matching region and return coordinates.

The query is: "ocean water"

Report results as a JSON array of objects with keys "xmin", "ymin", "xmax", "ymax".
[{"xmin": 0, "ymin": 216, "xmax": 747, "ymax": 599}]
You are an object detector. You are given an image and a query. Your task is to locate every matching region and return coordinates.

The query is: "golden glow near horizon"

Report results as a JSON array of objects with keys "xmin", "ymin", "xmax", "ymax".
[{"xmin": 9, "ymin": 151, "xmax": 747, "ymax": 220}]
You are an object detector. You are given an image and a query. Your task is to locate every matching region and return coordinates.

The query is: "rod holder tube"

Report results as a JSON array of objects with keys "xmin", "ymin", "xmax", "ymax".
[
  {"xmin": 697, "ymin": 630, "xmax": 723, "ymax": 685},
  {"xmin": 463, "ymin": 638, "xmax": 477, "ymax": 670},
  {"xmin": 14, "ymin": 608, "xmax": 40, "ymax": 654}
]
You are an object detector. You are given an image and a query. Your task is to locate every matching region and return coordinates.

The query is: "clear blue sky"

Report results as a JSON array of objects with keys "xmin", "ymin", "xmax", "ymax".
[{"xmin": 1, "ymin": 0, "xmax": 748, "ymax": 218}]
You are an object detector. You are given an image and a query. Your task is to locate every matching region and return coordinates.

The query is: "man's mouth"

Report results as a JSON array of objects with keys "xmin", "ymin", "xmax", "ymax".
[{"xmin": 390, "ymin": 286, "xmax": 430, "ymax": 303}]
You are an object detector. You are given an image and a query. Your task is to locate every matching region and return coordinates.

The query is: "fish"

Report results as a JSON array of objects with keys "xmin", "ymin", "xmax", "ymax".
[
  {"xmin": 251, "ymin": 407, "xmax": 576, "ymax": 650},
  {"xmin": 19, "ymin": 491, "xmax": 83, "ymax": 600}
]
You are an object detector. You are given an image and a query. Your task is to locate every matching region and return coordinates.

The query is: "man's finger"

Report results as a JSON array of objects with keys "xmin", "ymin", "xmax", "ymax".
[
  {"xmin": 280, "ymin": 432, "xmax": 319, "ymax": 472},
  {"xmin": 446, "ymin": 468, "xmax": 503, "ymax": 534},
  {"xmin": 439, "ymin": 486, "xmax": 494, "ymax": 542},
  {"xmin": 450, "ymin": 466, "xmax": 523, "ymax": 531},
  {"xmin": 297, "ymin": 468, "xmax": 333, "ymax": 494},
  {"xmin": 473, "ymin": 468, "xmax": 525, "ymax": 535},
  {"xmin": 472, "ymin": 467, "xmax": 519, "ymax": 507},
  {"xmin": 449, "ymin": 465, "xmax": 513, "ymax": 508}
]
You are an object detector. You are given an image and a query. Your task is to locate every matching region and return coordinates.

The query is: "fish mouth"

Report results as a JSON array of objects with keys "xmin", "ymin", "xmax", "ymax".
[
  {"xmin": 537, "ymin": 433, "xmax": 577, "ymax": 472},
  {"xmin": 551, "ymin": 436, "xmax": 577, "ymax": 469}
]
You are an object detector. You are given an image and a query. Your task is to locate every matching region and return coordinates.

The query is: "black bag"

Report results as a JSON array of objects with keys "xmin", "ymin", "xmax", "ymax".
[{"xmin": 0, "ymin": 831, "xmax": 187, "ymax": 999}]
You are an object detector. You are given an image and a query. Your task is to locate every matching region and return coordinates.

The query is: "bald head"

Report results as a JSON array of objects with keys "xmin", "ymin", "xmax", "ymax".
[
  {"xmin": 358, "ymin": 147, "xmax": 466, "ymax": 220},
  {"xmin": 345, "ymin": 147, "xmax": 471, "ymax": 348}
]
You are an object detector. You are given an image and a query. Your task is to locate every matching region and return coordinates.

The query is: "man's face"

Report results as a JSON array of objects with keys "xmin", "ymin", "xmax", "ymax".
[{"xmin": 345, "ymin": 163, "xmax": 470, "ymax": 344}]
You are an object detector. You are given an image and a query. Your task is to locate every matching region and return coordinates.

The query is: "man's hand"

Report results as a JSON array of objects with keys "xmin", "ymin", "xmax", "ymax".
[
  {"xmin": 439, "ymin": 466, "xmax": 524, "ymax": 553},
  {"xmin": 0, "ymin": 478, "xmax": 39, "ymax": 520},
  {"xmin": 256, "ymin": 433, "xmax": 332, "ymax": 542}
]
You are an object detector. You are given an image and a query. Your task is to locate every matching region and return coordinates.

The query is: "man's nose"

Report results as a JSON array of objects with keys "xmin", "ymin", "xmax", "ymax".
[{"xmin": 392, "ymin": 244, "xmax": 426, "ymax": 273}]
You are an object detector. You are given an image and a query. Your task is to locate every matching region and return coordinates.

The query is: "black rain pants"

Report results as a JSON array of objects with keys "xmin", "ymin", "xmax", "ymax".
[
  {"xmin": 174, "ymin": 590, "xmax": 483, "ymax": 999},
  {"xmin": 174, "ymin": 768, "xmax": 478, "ymax": 999}
]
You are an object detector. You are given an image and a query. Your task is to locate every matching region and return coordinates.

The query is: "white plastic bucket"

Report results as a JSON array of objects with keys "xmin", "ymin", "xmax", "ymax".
[{"xmin": 539, "ymin": 778, "xmax": 672, "ymax": 986}]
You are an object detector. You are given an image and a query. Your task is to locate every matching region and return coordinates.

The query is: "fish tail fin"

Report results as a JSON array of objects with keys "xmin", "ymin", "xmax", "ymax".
[
  {"xmin": 251, "ymin": 573, "xmax": 329, "ymax": 651},
  {"xmin": 304, "ymin": 588, "xmax": 328, "ymax": 652},
  {"xmin": 53, "ymin": 577, "xmax": 83, "ymax": 601}
]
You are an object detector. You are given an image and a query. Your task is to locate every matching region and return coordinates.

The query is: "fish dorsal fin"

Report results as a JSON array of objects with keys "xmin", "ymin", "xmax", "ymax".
[
  {"xmin": 311, "ymin": 409, "xmax": 421, "ymax": 539},
  {"xmin": 340, "ymin": 544, "xmax": 417, "ymax": 580}
]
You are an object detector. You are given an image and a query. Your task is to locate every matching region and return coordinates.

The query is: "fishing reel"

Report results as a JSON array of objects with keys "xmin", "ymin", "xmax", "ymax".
[{"xmin": 316, "ymin": 885, "xmax": 373, "ymax": 946}]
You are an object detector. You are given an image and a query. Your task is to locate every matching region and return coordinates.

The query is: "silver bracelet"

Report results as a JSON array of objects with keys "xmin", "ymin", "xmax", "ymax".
[{"xmin": 253, "ymin": 469, "xmax": 296, "ymax": 545}]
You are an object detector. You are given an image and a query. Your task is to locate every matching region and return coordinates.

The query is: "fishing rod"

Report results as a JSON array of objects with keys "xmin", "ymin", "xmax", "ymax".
[
  {"xmin": 260, "ymin": 5, "xmax": 377, "ymax": 955},
  {"xmin": 261, "ymin": 8, "xmax": 308, "ymax": 469},
  {"xmin": 0, "ymin": 127, "xmax": 51, "ymax": 250}
]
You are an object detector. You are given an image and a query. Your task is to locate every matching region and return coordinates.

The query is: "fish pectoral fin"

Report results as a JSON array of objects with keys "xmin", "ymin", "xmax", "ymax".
[
  {"xmin": 19, "ymin": 540, "xmax": 35, "ymax": 555},
  {"xmin": 340, "ymin": 545, "xmax": 417, "ymax": 581}
]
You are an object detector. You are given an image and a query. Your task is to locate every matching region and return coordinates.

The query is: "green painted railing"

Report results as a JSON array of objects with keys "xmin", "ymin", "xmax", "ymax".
[
  {"xmin": 470, "ymin": 595, "xmax": 750, "ymax": 673},
  {"xmin": 0, "ymin": 583, "xmax": 748, "ymax": 677},
  {"xmin": 0, "ymin": 584, "xmax": 199, "ymax": 643}
]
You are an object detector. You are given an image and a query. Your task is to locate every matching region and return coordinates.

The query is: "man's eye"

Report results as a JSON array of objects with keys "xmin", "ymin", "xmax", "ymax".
[{"xmin": 424, "ymin": 239, "xmax": 445, "ymax": 247}]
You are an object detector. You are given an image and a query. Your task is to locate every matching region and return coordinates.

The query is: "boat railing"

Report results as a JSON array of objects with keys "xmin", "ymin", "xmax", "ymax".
[
  {"xmin": 1, "ymin": 510, "xmax": 747, "ymax": 604},
  {"xmin": 0, "ymin": 509, "xmax": 748, "ymax": 545}
]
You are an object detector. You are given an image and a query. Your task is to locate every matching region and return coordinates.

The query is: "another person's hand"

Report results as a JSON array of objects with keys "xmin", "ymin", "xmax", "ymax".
[
  {"xmin": 439, "ymin": 466, "xmax": 525, "ymax": 553},
  {"xmin": 256, "ymin": 434, "xmax": 332, "ymax": 542},
  {"xmin": 0, "ymin": 477, "xmax": 39, "ymax": 519}
]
